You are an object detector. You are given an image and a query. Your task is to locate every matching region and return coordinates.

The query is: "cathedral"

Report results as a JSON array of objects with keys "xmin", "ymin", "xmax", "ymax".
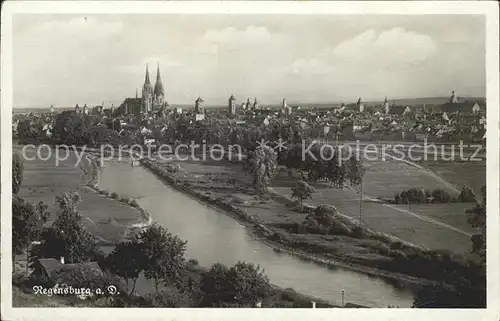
[{"xmin": 141, "ymin": 63, "xmax": 166, "ymax": 114}]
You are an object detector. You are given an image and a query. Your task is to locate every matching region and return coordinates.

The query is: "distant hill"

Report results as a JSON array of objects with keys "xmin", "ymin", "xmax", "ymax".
[
  {"xmin": 13, "ymin": 96, "xmax": 486, "ymax": 113},
  {"xmin": 13, "ymin": 107, "xmax": 74, "ymax": 114},
  {"xmin": 365, "ymin": 96, "xmax": 486, "ymax": 106}
]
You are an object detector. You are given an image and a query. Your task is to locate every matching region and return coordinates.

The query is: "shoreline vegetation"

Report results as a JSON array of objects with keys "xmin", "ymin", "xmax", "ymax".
[{"xmin": 82, "ymin": 152, "xmax": 153, "ymax": 244}]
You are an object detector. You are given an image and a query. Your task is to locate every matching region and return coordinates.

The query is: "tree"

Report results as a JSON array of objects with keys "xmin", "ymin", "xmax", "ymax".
[
  {"xmin": 413, "ymin": 277, "xmax": 485, "ymax": 308},
  {"xmin": 146, "ymin": 288, "xmax": 193, "ymax": 307},
  {"xmin": 13, "ymin": 151, "xmax": 24, "ymax": 194},
  {"xmin": 411, "ymin": 186, "xmax": 487, "ymax": 309},
  {"xmin": 291, "ymin": 180, "xmax": 315, "ymax": 208},
  {"xmin": 38, "ymin": 191, "xmax": 98, "ymax": 263},
  {"xmin": 345, "ymin": 154, "xmax": 365, "ymax": 187},
  {"xmin": 53, "ymin": 111, "xmax": 92, "ymax": 146},
  {"xmin": 52, "ymin": 264, "xmax": 125, "ymax": 304},
  {"xmin": 228, "ymin": 262, "xmax": 271, "ymax": 307},
  {"xmin": 12, "ymin": 196, "xmax": 50, "ymax": 267},
  {"xmin": 138, "ymin": 223, "xmax": 187, "ymax": 294},
  {"xmin": 466, "ymin": 185, "xmax": 486, "ymax": 262},
  {"xmin": 247, "ymin": 145, "xmax": 278, "ymax": 195},
  {"xmin": 459, "ymin": 186, "xmax": 476, "ymax": 203},
  {"xmin": 199, "ymin": 263, "xmax": 232, "ymax": 307},
  {"xmin": 199, "ymin": 261, "xmax": 271, "ymax": 307},
  {"xmin": 107, "ymin": 240, "xmax": 146, "ymax": 295},
  {"xmin": 325, "ymin": 149, "xmax": 346, "ymax": 188},
  {"xmin": 16, "ymin": 119, "xmax": 32, "ymax": 139}
]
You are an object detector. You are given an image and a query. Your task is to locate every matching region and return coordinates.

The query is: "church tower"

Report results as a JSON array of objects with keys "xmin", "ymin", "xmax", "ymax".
[
  {"xmin": 449, "ymin": 90, "xmax": 458, "ymax": 103},
  {"xmin": 228, "ymin": 95, "xmax": 236, "ymax": 115},
  {"xmin": 195, "ymin": 97, "xmax": 205, "ymax": 114},
  {"xmin": 253, "ymin": 98, "xmax": 259, "ymax": 110},
  {"xmin": 357, "ymin": 97, "xmax": 364, "ymax": 113},
  {"xmin": 384, "ymin": 96, "xmax": 390, "ymax": 114},
  {"xmin": 154, "ymin": 63, "xmax": 165, "ymax": 108},
  {"xmin": 142, "ymin": 64, "xmax": 154, "ymax": 114}
]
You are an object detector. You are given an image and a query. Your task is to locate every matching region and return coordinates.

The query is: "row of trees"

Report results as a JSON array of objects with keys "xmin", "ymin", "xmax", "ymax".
[
  {"xmin": 393, "ymin": 186, "xmax": 477, "ymax": 204},
  {"xmin": 244, "ymin": 143, "xmax": 365, "ymax": 196},
  {"xmin": 108, "ymin": 223, "xmax": 187, "ymax": 295},
  {"xmin": 278, "ymin": 143, "xmax": 365, "ymax": 187}
]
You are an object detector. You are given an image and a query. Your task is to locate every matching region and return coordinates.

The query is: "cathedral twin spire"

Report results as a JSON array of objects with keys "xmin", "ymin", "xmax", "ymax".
[
  {"xmin": 154, "ymin": 63, "xmax": 164, "ymax": 97},
  {"xmin": 142, "ymin": 63, "xmax": 164, "ymax": 99}
]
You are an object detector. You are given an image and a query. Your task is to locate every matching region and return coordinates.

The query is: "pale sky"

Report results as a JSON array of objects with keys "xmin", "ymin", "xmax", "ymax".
[{"xmin": 13, "ymin": 14, "xmax": 485, "ymax": 108}]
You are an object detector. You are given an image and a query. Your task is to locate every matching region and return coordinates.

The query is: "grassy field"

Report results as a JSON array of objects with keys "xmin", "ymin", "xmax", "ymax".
[
  {"xmin": 400, "ymin": 203, "xmax": 477, "ymax": 234},
  {"xmin": 360, "ymin": 158, "xmax": 458, "ymax": 198},
  {"xmin": 158, "ymin": 154, "xmax": 473, "ymax": 255},
  {"xmin": 15, "ymin": 147, "xmax": 143, "ymax": 243},
  {"xmin": 421, "ymin": 160, "xmax": 486, "ymax": 195},
  {"xmin": 271, "ymin": 185, "xmax": 472, "ymax": 255}
]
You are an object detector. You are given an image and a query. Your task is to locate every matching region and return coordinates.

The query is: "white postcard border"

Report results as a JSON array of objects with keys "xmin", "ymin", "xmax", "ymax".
[{"xmin": 1, "ymin": 1, "xmax": 499, "ymax": 320}]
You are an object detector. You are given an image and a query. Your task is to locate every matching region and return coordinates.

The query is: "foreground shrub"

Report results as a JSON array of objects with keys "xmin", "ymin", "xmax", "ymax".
[
  {"xmin": 129, "ymin": 199, "xmax": 139, "ymax": 208},
  {"xmin": 199, "ymin": 262, "xmax": 271, "ymax": 307},
  {"xmin": 146, "ymin": 288, "xmax": 194, "ymax": 307}
]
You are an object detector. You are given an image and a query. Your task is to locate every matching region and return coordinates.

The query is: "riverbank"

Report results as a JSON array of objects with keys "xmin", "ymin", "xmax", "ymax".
[
  {"xmin": 83, "ymin": 152, "xmax": 153, "ymax": 242},
  {"xmin": 15, "ymin": 146, "xmax": 148, "ymax": 245},
  {"xmin": 139, "ymin": 157, "xmax": 447, "ymax": 289}
]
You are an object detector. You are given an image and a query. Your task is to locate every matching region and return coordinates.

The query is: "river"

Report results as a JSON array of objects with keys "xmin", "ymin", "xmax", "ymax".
[{"xmin": 98, "ymin": 158, "xmax": 414, "ymax": 307}]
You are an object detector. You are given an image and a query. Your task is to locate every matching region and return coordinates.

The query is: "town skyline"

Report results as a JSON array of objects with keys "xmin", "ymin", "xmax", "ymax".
[{"xmin": 13, "ymin": 14, "xmax": 485, "ymax": 108}]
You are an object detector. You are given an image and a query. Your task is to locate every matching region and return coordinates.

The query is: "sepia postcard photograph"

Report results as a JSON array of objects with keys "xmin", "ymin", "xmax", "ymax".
[{"xmin": 1, "ymin": 1, "xmax": 499, "ymax": 321}]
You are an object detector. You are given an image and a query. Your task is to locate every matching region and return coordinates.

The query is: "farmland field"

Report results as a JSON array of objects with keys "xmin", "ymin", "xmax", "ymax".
[
  {"xmin": 15, "ymin": 146, "xmax": 143, "ymax": 243},
  {"xmin": 161, "ymin": 153, "xmax": 473, "ymax": 255},
  {"xmin": 271, "ymin": 185, "xmax": 472, "ymax": 255},
  {"xmin": 421, "ymin": 160, "xmax": 486, "ymax": 195},
  {"xmin": 400, "ymin": 203, "xmax": 477, "ymax": 234},
  {"xmin": 359, "ymin": 158, "xmax": 458, "ymax": 198}
]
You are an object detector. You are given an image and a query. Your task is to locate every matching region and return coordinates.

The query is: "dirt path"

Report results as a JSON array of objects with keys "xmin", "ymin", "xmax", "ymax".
[
  {"xmin": 354, "ymin": 147, "xmax": 470, "ymax": 237},
  {"xmin": 381, "ymin": 202, "xmax": 472, "ymax": 237}
]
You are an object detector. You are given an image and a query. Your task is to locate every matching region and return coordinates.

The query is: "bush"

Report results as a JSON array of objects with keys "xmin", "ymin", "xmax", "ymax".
[
  {"xmin": 110, "ymin": 192, "xmax": 119, "ymax": 199},
  {"xmin": 146, "ymin": 288, "xmax": 193, "ymax": 307},
  {"xmin": 431, "ymin": 189, "xmax": 453, "ymax": 203},
  {"xmin": 459, "ymin": 186, "xmax": 476, "ymax": 202},
  {"xmin": 391, "ymin": 250, "xmax": 407, "ymax": 260},
  {"xmin": 376, "ymin": 243, "xmax": 391, "ymax": 256},
  {"xmin": 329, "ymin": 221, "xmax": 351, "ymax": 236},
  {"xmin": 390, "ymin": 241, "xmax": 405, "ymax": 251},
  {"xmin": 394, "ymin": 187, "xmax": 457, "ymax": 204},
  {"xmin": 199, "ymin": 262, "xmax": 271, "ymax": 307},
  {"xmin": 350, "ymin": 225, "xmax": 368, "ymax": 239},
  {"xmin": 129, "ymin": 199, "xmax": 139, "ymax": 208}
]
